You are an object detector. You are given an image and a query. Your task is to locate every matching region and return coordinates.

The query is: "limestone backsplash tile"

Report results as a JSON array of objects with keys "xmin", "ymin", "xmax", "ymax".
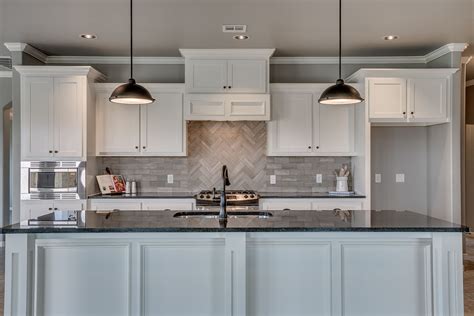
[{"xmin": 99, "ymin": 121, "xmax": 351, "ymax": 193}]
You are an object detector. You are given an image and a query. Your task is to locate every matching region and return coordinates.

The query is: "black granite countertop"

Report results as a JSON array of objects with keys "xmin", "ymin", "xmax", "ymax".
[
  {"xmin": 88, "ymin": 192, "xmax": 366, "ymax": 199},
  {"xmin": 2, "ymin": 210, "xmax": 467, "ymax": 234},
  {"xmin": 259, "ymin": 192, "xmax": 366, "ymax": 199},
  {"xmin": 88, "ymin": 192, "xmax": 196, "ymax": 199}
]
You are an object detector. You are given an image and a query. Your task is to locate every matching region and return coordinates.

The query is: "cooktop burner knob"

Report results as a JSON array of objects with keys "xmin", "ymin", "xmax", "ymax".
[
  {"xmin": 244, "ymin": 195, "xmax": 248, "ymax": 199},
  {"xmin": 199, "ymin": 194, "xmax": 204, "ymax": 198},
  {"xmin": 206, "ymin": 195, "xmax": 211, "ymax": 199},
  {"xmin": 250, "ymin": 194, "xmax": 255, "ymax": 198}
]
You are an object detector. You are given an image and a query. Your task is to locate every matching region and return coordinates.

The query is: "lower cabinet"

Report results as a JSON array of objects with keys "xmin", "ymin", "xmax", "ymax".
[
  {"xmin": 20, "ymin": 200, "xmax": 85, "ymax": 221},
  {"xmin": 88, "ymin": 199, "xmax": 195, "ymax": 211},
  {"xmin": 260, "ymin": 198, "xmax": 364, "ymax": 211}
]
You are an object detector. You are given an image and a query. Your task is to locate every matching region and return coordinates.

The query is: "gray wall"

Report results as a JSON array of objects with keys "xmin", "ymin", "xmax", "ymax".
[
  {"xmin": 371, "ymin": 127, "xmax": 429, "ymax": 213},
  {"xmin": 100, "ymin": 121, "xmax": 351, "ymax": 193}
]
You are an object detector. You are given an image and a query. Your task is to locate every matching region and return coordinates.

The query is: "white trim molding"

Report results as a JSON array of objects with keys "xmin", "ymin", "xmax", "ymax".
[
  {"xmin": 14, "ymin": 65, "xmax": 105, "ymax": 81},
  {"xmin": 4, "ymin": 42, "xmax": 48, "ymax": 64},
  {"xmin": 47, "ymin": 56, "xmax": 185, "ymax": 65},
  {"xmin": 3, "ymin": 42, "xmax": 468, "ymax": 66},
  {"xmin": 0, "ymin": 70, "xmax": 12, "ymax": 78}
]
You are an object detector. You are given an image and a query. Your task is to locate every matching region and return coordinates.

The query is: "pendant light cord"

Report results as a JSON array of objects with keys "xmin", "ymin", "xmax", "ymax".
[
  {"xmin": 130, "ymin": 0, "xmax": 133, "ymax": 79},
  {"xmin": 338, "ymin": 0, "xmax": 342, "ymax": 80}
]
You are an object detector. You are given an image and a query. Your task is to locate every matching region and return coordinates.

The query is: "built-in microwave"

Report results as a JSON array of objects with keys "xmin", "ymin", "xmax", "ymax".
[{"xmin": 21, "ymin": 161, "xmax": 86, "ymax": 200}]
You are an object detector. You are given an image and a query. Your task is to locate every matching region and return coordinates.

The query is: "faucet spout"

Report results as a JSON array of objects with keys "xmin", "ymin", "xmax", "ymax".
[{"xmin": 219, "ymin": 165, "xmax": 231, "ymax": 221}]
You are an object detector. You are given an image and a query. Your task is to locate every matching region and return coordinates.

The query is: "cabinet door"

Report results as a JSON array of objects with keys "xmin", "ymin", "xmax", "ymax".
[
  {"xmin": 408, "ymin": 78, "xmax": 448, "ymax": 123},
  {"xmin": 21, "ymin": 77, "xmax": 54, "ymax": 160},
  {"xmin": 267, "ymin": 93, "xmax": 313, "ymax": 155},
  {"xmin": 141, "ymin": 93, "xmax": 186, "ymax": 155},
  {"xmin": 225, "ymin": 94, "xmax": 270, "ymax": 120},
  {"xmin": 368, "ymin": 78, "xmax": 407, "ymax": 121},
  {"xmin": 227, "ymin": 60, "xmax": 266, "ymax": 93},
  {"xmin": 20, "ymin": 200, "xmax": 55, "ymax": 221},
  {"xmin": 260, "ymin": 200, "xmax": 312, "ymax": 211},
  {"xmin": 184, "ymin": 94, "xmax": 227, "ymax": 120},
  {"xmin": 186, "ymin": 60, "xmax": 228, "ymax": 93},
  {"xmin": 317, "ymin": 103, "xmax": 355, "ymax": 154},
  {"xmin": 96, "ymin": 93, "xmax": 141, "ymax": 155},
  {"xmin": 53, "ymin": 77, "xmax": 84, "ymax": 159}
]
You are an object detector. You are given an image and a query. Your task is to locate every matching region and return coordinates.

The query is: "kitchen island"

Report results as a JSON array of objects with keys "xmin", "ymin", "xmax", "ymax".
[{"xmin": 3, "ymin": 210, "xmax": 467, "ymax": 316}]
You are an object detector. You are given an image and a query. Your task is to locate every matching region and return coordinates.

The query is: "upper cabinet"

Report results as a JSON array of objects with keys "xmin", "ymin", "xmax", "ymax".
[
  {"xmin": 95, "ymin": 84, "xmax": 186, "ymax": 157},
  {"xmin": 267, "ymin": 84, "xmax": 357, "ymax": 156},
  {"xmin": 347, "ymin": 69, "xmax": 457, "ymax": 125},
  {"xmin": 17, "ymin": 66, "xmax": 104, "ymax": 161},
  {"xmin": 180, "ymin": 49, "xmax": 275, "ymax": 121}
]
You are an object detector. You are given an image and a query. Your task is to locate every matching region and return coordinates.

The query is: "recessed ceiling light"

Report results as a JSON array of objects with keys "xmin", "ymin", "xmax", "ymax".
[
  {"xmin": 80, "ymin": 34, "xmax": 97, "ymax": 39},
  {"xmin": 383, "ymin": 35, "xmax": 399, "ymax": 41},
  {"xmin": 233, "ymin": 35, "xmax": 249, "ymax": 40}
]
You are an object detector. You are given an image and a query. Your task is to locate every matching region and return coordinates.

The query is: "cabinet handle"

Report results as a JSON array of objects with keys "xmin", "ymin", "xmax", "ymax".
[{"xmin": 283, "ymin": 208, "xmax": 291, "ymax": 211}]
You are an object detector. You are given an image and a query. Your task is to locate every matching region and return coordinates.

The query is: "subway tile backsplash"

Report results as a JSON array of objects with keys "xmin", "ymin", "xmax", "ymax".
[{"xmin": 99, "ymin": 121, "xmax": 351, "ymax": 193}]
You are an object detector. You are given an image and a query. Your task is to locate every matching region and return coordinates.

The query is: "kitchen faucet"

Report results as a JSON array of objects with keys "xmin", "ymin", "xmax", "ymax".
[{"xmin": 219, "ymin": 165, "xmax": 231, "ymax": 222}]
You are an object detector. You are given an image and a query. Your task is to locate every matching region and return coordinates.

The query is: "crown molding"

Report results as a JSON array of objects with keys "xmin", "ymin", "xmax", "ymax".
[
  {"xmin": 14, "ymin": 65, "xmax": 105, "ymax": 81},
  {"xmin": 179, "ymin": 48, "xmax": 276, "ymax": 59},
  {"xmin": 0, "ymin": 70, "xmax": 12, "ymax": 78},
  {"xmin": 467, "ymin": 80, "xmax": 474, "ymax": 87},
  {"xmin": 4, "ymin": 42, "xmax": 48, "ymax": 64},
  {"xmin": 4, "ymin": 43, "xmax": 468, "ymax": 66},
  {"xmin": 47, "ymin": 55, "xmax": 185, "ymax": 65},
  {"xmin": 346, "ymin": 68, "xmax": 459, "ymax": 82}
]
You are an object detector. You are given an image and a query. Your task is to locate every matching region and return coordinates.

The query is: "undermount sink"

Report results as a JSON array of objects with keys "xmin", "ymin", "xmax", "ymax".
[{"xmin": 173, "ymin": 211, "xmax": 273, "ymax": 219}]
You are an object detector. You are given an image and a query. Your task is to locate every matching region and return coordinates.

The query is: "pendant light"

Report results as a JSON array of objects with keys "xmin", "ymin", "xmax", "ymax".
[
  {"xmin": 318, "ymin": 0, "xmax": 363, "ymax": 105},
  {"xmin": 109, "ymin": 0, "xmax": 155, "ymax": 105}
]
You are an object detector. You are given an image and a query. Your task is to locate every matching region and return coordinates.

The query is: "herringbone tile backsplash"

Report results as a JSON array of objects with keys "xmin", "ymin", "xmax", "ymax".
[{"xmin": 99, "ymin": 121, "xmax": 351, "ymax": 193}]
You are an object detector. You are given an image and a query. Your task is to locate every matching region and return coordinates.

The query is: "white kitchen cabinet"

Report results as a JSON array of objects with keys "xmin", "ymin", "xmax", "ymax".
[
  {"xmin": 95, "ymin": 84, "xmax": 186, "ymax": 156},
  {"xmin": 88, "ymin": 199, "xmax": 142, "ymax": 211},
  {"xmin": 408, "ymin": 77, "xmax": 448, "ymax": 123},
  {"xmin": 96, "ymin": 92, "xmax": 141, "ymax": 155},
  {"xmin": 186, "ymin": 60, "xmax": 228, "ymax": 93},
  {"xmin": 269, "ymin": 92, "xmax": 313, "ymax": 154},
  {"xmin": 141, "ymin": 199, "xmax": 195, "ymax": 211},
  {"xmin": 267, "ymin": 84, "xmax": 355, "ymax": 156},
  {"xmin": 18, "ymin": 66, "xmax": 103, "ymax": 161},
  {"xmin": 227, "ymin": 59, "xmax": 267, "ymax": 93},
  {"xmin": 184, "ymin": 94, "xmax": 270, "ymax": 121},
  {"xmin": 20, "ymin": 200, "xmax": 85, "ymax": 221},
  {"xmin": 180, "ymin": 49, "xmax": 274, "ymax": 94},
  {"xmin": 348, "ymin": 68, "xmax": 457, "ymax": 125},
  {"xmin": 260, "ymin": 198, "xmax": 365, "ymax": 211}
]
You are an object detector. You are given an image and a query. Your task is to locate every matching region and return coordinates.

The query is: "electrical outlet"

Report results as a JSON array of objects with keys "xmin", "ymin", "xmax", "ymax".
[
  {"xmin": 316, "ymin": 174, "xmax": 323, "ymax": 184},
  {"xmin": 167, "ymin": 174, "xmax": 174, "ymax": 184},
  {"xmin": 375, "ymin": 174, "xmax": 382, "ymax": 183},
  {"xmin": 270, "ymin": 175, "xmax": 276, "ymax": 185},
  {"xmin": 396, "ymin": 173, "xmax": 405, "ymax": 183}
]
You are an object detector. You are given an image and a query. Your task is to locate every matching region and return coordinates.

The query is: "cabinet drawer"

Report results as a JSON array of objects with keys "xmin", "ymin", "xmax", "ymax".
[
  {"xmin": 141, "ymin": 199, "xmax": 195, "ymax": 211},
  {"xmin": 185, "ymin": 95, "xmax": 226, "ymax": 118},
  {"xmin": 313, "ymin": 201, "xmax": 363, "ymax": 211},
  {"xmin": 89, "ymin": 200, "xmax": 142, "ymax": 211},
  {"xmin": 261, "ymin": 201, "xmax": 312, "ymax": 211}
]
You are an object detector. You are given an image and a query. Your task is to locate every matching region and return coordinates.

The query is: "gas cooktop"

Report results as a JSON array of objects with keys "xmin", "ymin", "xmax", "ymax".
[{"xmin": 195, "ymin": 189, "xmax": 259, "ymax": 206}]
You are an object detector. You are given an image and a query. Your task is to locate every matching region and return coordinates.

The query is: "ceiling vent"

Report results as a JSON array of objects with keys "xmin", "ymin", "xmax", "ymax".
[{"xmin": 222, "ymin": 25, "xmax": 247, "ymax": 33}]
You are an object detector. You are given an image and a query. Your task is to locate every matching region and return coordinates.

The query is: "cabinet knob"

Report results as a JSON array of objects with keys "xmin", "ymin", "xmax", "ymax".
[
  {"xmin": 54, "ymin": 207, "xmax": 58, "ymax": 210},
  {"xmin": 49, "ymin": 150, "xmax": 53, "ymax": 154},
  {"xmin": 48, "ymin": 207, "xmax": 53, "ymax": 211},
  {"xmin": 54, "ymin": 150, "xmax": 58, "ymax": 154},
  {"xmin": 403, "ymin": 112, "xmax": 406, "ymax": 115},
  {"xmin": 135, "ymin": 146, "xmax": 139, "ymax": 149},
  {"xmin": 316, "ymin": 146, "xmax": 320, "ymax": 149},
  {"xmin": 142, "ymin": 146, "xmax": 146, "ymax": 149},
  {"xmin": 228, "ymin": 86, "xmax": 232, "ymax": 89},
  {"xmin": 411, "ymin": 111, "xmax": 414, "ymax": 115},
  {"xmin": 223, "ymin": 86, "xmax": 227, "ymax": 89},
  {"xmin": 308, "ymin": 146, "xmax": 312, "ymax": 149}
]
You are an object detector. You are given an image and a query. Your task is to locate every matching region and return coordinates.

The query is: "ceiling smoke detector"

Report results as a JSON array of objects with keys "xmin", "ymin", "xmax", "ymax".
[{"xmin": 222, "ymin": 25, "xmax": 247, "ymax": 33}]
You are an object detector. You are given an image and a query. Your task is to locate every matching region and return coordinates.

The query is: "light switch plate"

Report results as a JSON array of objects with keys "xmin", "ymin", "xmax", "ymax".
[
  {"xmin": 270, "ymin": 175, "xmax": 276, "ymax": 185},
  {"xmin": 375, "ymin": 174, "xmax": 382, "ymax": 183},
  {"xmin": 396, "ymin": 173, "xmax": 405, "ymax": 183},
  {"xmin": 167, "ymin": 174, "xmax": 174, "ymax": 184},
  {"xmin": 316, "ymin": 174, "xmax": 322, "ymax": 184}
]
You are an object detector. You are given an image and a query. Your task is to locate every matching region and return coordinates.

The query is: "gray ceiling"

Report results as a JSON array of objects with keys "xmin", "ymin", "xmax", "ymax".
[{"xmin": 0, "ymin": 0, "xmax": 473, "ymax": 58}]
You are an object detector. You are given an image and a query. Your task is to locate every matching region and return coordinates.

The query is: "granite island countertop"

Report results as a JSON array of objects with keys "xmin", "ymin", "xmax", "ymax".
[
  {"xmin": 88, "ymin": 192, "xmax": 366, "ymax": 199},
  {"xmin": 2, "ymin": 210, "xmax": 467, "ymax": 234}
]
